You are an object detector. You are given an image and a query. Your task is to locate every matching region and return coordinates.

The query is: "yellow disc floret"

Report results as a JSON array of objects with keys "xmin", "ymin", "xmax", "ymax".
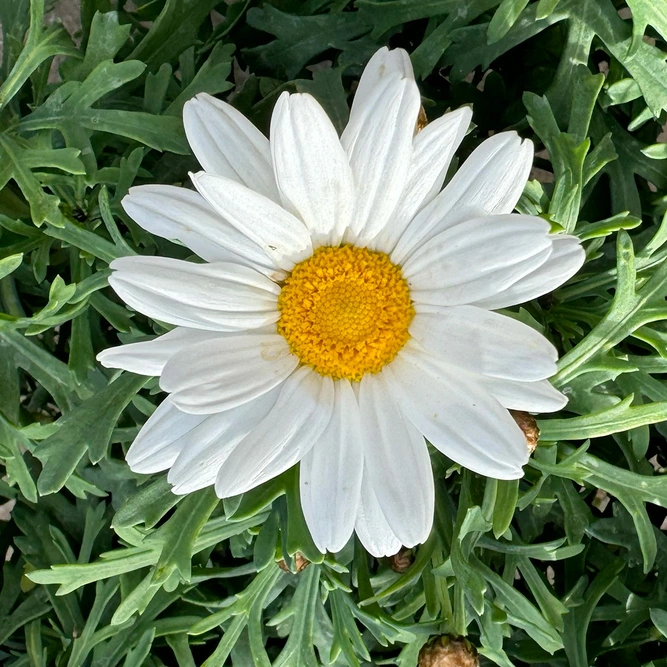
[{"xmin": 277, "ymin": 245, "xmax": 414, "ymax": 381}]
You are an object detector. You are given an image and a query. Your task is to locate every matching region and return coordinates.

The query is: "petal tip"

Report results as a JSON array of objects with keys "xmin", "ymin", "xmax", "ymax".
[{"xmin": 95, "ymin": 347, "xmax": 118, "ymax": 368}]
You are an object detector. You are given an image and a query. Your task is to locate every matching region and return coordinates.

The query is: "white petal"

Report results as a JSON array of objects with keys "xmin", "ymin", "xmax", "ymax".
[
  {"xmin": 385, "ymin": 343, "xmax": 529, "ymax": 479},
  {"xmin": 183, "ymin": 93, "xmax": 280, "ymax": 201},
  {"xmin": 127, "ymin": 398, "xmax": 206, "ymax": 473},
  {"xmin": 371, "ymin": 107, "xmax": 472, "ymax": 252},
  {"xmin": 167, "ymin": 388, "xmax": 280, "ymax": 494},
  {"xmin": 345, "ymin": 47, "xmax": 414, "ymax": 125},
  {"xmin": 402, "ymin": 215, "xmax": 553, "ymax": 307},
  {"xmin": 271, "ymin": 92, "xmax": 355, "ymax": 246},
  {"xmin": 358, "ymin": 373, "xmax": 434, "ymax": 547},
  {"xmin": 191, "ymin": 172, "xmax": 312, "ymax": 270},
  {"xmin": 122, "ymin": 185, "xmax": 280, "ymax": 274},
  {"xmin": 355, "ymin": 472, "xmax": 403, "ymax": 558},
  {"xmin": 484, "ymin": 377, "xmax": 568, "ymax": 413},
  {"xmin": 109, "ymin": 256, "xmax": 280, "ymax": 332},
  {"xmin": 342, "ymin": 58, "xmax": 421, "ymax": 241},
  {"xmin": 97, "ymin": 328, "xmax": 221, "ymax": 376},
  {"xmin": 160, "ymin": 334, "xmax": 298, "ymax": 414},
  {"xmin": 215, "ymin": 368, "xmax": 334, "ymax": 497},
  {"xmin": 393, "ymin": 132, "xmax": 533, "ymax": 263},
  {"xmin": 410, "ymin": 306, "xmax": 558, "ymax": 382},
  {"xmin": 472, "ymin": 235, "xmax": 585, "ymax": 309},
  {"xmin": 300, "ymin": 380, "xmax": 363, "ymax": 553}
]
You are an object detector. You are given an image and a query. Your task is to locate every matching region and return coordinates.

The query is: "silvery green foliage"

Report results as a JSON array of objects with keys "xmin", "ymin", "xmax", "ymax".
[{"xmin": 1, "ymin": 1, "xmax": 667, "ymax": 665}]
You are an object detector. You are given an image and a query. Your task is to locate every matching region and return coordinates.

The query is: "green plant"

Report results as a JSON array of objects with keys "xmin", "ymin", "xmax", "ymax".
[{"xmin": 1, "ymin": 1, "xmax": 667, "ymax": 665}]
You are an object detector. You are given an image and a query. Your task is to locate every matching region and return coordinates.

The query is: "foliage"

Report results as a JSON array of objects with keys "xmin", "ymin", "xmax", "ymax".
[{"xmin": 1, "ymin": 0, "xmax": 667, "ymax": 665}]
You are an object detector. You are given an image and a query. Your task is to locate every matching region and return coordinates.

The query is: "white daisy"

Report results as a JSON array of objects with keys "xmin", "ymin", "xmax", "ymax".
[{"xmin": 98, "ymin": 47, "xmax": 585, "ymax": 557}]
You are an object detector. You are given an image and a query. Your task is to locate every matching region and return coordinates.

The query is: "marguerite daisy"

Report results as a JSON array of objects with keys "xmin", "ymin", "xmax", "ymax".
[{"xmin": 98, "ymin": 47, "xmax": 584, "ymax": 557}]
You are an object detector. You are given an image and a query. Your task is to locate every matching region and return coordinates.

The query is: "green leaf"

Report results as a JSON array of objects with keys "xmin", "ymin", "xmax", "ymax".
[
  {"xmin": 165, "ymin": 42, "xmax": 235, "ymax": 116},
  {"xmin": 444, "ymin": 3, "xmax": 567, "ymax": 80},
  {"xmin": 122, "ymin": 627, "xmax": 155, "ymax": 667},
  {"xmin": 556, "ymin": 232, "xmax": 667, "ymax": 385},
  {"xmin": 569, "ymin": 0, "xmax": 667, "ymax": 118},
  {"xmin": 329, "ymin": 589, "xmax": 370, "ymax": 666},
  {"xmin": 411, "ymin": 0, "xmax": 497, "ymax": 79},
  {"xmin": 127, "ymin": 0, "xmax": 221, "ymax": 72},
  {"xmin": 533, "ymin": 445, "xmax": 667, "ymax": 508},
  {"xmin": 0, "ymin": 413, "xmax": 38, "ymax": 502},
  {"xmin": 365, "ymin": 532, "xmax": 437, "ymax": 604},
  {"xmin": 562, "ymin": 561, "xmax": 624, "ymax": 667},
  {"xmin": 604, "ymin": 78, "xmax": 642, "ymax": 107},
  {"xmin": 44, "ymin": 219, "xmax": 124, "ymax": 264},
  {"xmin": 492, "ymin": 479, "xmax": 519, "ymax": 538},
  {"xmin": 148, "ymin": 488, "xmax": 219, "ymax": 585},
  {"xmin": 524, "ymin": 69, "xmax": 603, "ymax": 233},
  {"xmin": 67, "ymin": 580, "xmax": 121, "ymax": 666},
  {"xmin": 61, "ymin": 11, "xmax": 131, "ymax": 81},
  {"xmin": 244, "ymin": 6, "xmax": 372, "ymax": 79},
  {"xmin": 474, "ymin": 559, "xmax": 563, "ymax": 653},
  {"xmin": 487, "ymin": 0, "xmax": 530, "ymax": 45},
  {"xmin": 0, "ymin": 343, "xmax": 21, "ymax": 423},
  {"xmin": 113, "ymin": 475, "xmax": 183, "ymax": 530},
  {"xmin": 356, "ymin": 0, "xmax": 460, "ymax": 39},
  {"xmin": 536, "ymin": 0, "xmax": 561, "ymax": 19},
  {"xmin": 532, "ymin": 447, "xmax": 667, "ymax": 572},
  {"xmin": 478, "ymin": 535, "xmax": 584, "ymax": 561},
  {"xmin": 626, "ymin": 0, "xmax": 667, "ymax": 55},
  {"xmin": 577, "ymin": 212, "xmax": 639, "ymax": 241},
  {"xmin": 28, "ymin": 514, "xmax": 266, "ymax": 594},
  {"xmin": 0, "ymin": 0, "xmax": 79, "ymax": 113},
  {"xmin": 538, "ymin": 396, "xmax": 667, "ymax": 441},
  {"xmin": 35, "ymin": 373, "xmax": 148, "ymax": 495},
  {"xmin": 0, "ymin": 253, "xmax": 23, "ymax": 279},
  {"xmin": 641, "ymin": 143, "xmax": 667, "ymax": 160},
  {"xmin": 0, "ymin": 583, "xmax": 50, "ymax": 646},
  {"xmin": 253, "ymin": 510, "xmax": 280, "ymax": 572},
  {"xmin": 0, "ymin": 330, "xmax": 86, "ymax": 410},
  {"xmin": 271, "ymin": 565, "xmax": 321, "ymax": 667},
  {"xmin": 650, "ymin": 608, "xmax": 667, "ymax": 639},
  {"xmin": 516, "ymin": 558, "xmax": 568, "ymax": 632},
  {"xmin": 552, "ymin": 478, "xmax": 591, "ymax": 545},
  {"xmin": 0, "ymin": 134, "xmax": 68, "ymax": 226},
  {"xmin": 21, "ymin": 60, "xmax": 189, "ymax": 156}
]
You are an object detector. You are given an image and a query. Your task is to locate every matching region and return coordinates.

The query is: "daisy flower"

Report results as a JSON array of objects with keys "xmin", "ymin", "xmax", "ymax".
[{"xmin": 98, "ymin": 48, "xmax": 584, "ymax": 557}]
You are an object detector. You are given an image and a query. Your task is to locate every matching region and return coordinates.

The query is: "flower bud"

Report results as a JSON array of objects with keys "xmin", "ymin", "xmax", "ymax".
[
  {"xmin": 388, "ymin": 547, "xmax": 414, "ymax": 573},
  {"xmin": 510, "ymin": 409, "xmax": 539, "ymax": 453},
  {"xmin": 417, "ymin": 106, "xmax": 428, "ymax": 131},
  {"xmin": 418, "ymin": 636, "xmax": 479, "ymax": 667},
  {"xmin": 277, "ymin": 552, "xmax": 309, "ymax": 573}
]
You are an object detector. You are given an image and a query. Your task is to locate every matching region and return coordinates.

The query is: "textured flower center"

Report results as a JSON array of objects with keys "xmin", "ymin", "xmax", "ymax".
[{"xmin": 277, "ymin": 245, "xmax": 414, "ymax": 381}]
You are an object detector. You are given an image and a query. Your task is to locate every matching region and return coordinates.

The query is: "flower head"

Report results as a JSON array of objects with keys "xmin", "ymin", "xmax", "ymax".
[{"xmin": 98, "ymin": 47, "xmax": 584, "ymax": 557}]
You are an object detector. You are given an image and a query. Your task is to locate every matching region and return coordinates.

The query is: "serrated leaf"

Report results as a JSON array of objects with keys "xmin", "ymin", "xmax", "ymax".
[
  {"xmin": 61, "ymin": 11, "xmax": 131, "ymax": 81},
  {"xmin": 35, "ymin": 373, "xmax": 148, "ymax": 494},
  {"xmin": 626, "ymin": 0, "xmax": 667, "ymax": 55},
  {"xmin": 244, "ymin": 6, "xmax": 372, "ymax": 79},
  {"xmin": 20, "ymin": 60, "xmax": 188, "ymax": 155}
]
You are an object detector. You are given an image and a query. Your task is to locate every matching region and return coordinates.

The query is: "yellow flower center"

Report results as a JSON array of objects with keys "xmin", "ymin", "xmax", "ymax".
[{"xmin": 277, "ymin": 245, "xmax": 414, "ymax": 381}]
